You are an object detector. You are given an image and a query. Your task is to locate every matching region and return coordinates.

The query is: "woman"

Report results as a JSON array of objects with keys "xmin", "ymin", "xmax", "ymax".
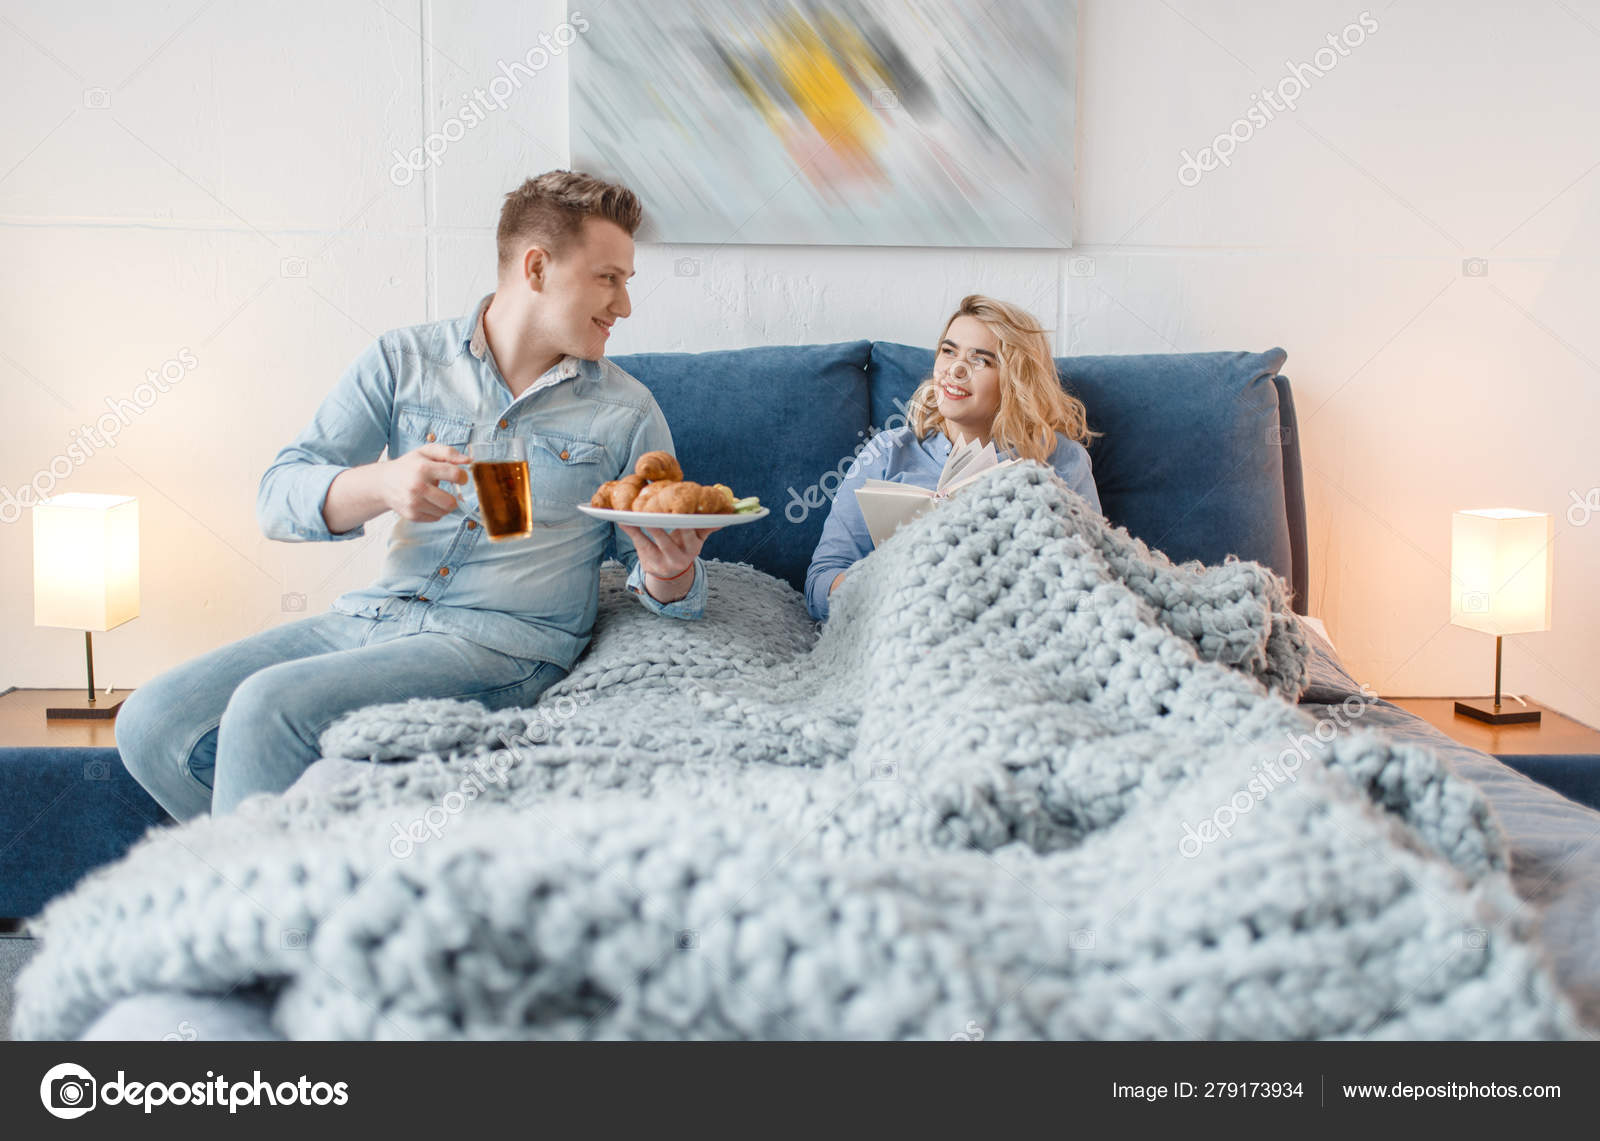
[{"xmin": 805, "ymin": 294, "xmax": 1102, "ymax": 622}]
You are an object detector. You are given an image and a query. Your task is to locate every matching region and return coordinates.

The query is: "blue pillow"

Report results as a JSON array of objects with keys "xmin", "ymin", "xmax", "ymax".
[
  {"xmin": 610, "ymin": 342, "xmax": 873, "ymax": 593},
  {"xmin": 866, "ymin": 343, "xmax": 1295, "ymax": 597}
]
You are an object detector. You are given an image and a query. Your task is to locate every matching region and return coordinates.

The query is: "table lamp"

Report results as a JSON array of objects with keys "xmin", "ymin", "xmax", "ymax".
[
  {"xmin": 32, "ymin": 493, "xmax": 140, "ymax": 720},
  {"xmin": 1449, "ymin": 508, "xmax": 1552, "ymax": 725}
]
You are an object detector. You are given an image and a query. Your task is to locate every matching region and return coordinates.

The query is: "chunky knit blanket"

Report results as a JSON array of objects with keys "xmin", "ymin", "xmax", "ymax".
[{"xmin": 14, "ymin": 463, "xmax": 1582, "ymax": 1040}]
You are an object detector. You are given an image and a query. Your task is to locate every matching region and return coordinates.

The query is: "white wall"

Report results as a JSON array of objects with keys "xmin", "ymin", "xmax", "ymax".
[{"xmin": 2, "ymin": 0, "xmax": 1596, "ymax": 726}]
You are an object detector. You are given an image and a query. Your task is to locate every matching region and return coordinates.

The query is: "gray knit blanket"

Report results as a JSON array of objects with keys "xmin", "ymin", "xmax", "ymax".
[{"xmin": 14, "ymin": 463, "xmax": 1583, "ymax": 1040}]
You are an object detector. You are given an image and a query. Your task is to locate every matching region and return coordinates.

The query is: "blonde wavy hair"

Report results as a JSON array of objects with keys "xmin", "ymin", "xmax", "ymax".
[{"xmin": 908, "ymin": 294, "xmax": 1100, "ymax": 465}]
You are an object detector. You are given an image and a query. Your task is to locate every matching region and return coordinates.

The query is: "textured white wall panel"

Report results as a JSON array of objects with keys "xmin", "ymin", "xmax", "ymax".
[{"xmin": 1, "ymin": 0, "xmax": 1594, "ymax": 727}]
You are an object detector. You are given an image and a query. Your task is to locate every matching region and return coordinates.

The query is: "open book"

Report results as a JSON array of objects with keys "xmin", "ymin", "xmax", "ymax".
[{"xmin": 853, "ymin": 435, "xmax": 1019, "ymax": 547}]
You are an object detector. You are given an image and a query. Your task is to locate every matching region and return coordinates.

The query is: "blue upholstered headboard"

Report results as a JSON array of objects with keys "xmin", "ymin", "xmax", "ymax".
[{"xmin": 612, "ymin": 342, "xmax": 1309, "ymax": 616}]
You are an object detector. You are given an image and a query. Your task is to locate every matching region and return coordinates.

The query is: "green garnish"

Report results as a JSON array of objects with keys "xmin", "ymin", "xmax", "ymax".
[{"xmin": 732, "ymin": 496, "xmax": 761, "ymax": 513}]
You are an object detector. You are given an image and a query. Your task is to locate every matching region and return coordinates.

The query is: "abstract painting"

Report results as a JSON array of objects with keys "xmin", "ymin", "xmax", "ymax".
[{"xmin": 571, "ymin": 0, "xmax": 1076, "ymax": 248}]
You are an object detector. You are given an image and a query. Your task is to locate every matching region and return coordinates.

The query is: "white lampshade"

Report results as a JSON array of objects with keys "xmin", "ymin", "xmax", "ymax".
[
  {"xmin": 1449, "ymin": 508, "xmax": 1553, "ymax": 636},
  {"xmin": 33, "ymin": 493, "xmax": 140, "ymax": 632}
]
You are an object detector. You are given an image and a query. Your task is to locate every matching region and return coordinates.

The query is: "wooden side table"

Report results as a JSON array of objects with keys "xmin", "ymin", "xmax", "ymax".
[
  {"xmin": 1384, "ymin": 696, "xmax": 1600, "ymax": 811},
  {"xmin": 0, "ymin": 688, "xmax": 129, "ymax": 748}
]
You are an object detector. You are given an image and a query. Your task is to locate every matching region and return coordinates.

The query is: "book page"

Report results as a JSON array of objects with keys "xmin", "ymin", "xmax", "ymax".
[
  {"xmin": 861, "ymin": 479, "xmax": 932, "ymax": 494},
  {"xmin": 944, "ymin": 457, "xmax": 1020, "ymax": 496},
  {"xmin": 937, "ymin": 438, "xmax": 999, "ymax": 495},
  {"xmin": 855, "ymin": 488, "xmax": 936, "ymax": 547},
  {"xmin": 936, "ymin": 436, "xmax": 986, "ymax": 491},
  {"xmin": 853, "ymin": 437, "xmax": 1008, "ymax": 547}
]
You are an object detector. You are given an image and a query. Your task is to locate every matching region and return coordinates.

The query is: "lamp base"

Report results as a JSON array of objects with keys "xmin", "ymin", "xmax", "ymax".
[
  {"xmin": 1454, "ymin": 698, "xmax": 1541, "ymax": 726},
  {"xmin": 44, "ymin": 693, "xmax": 126, "ymax": 721}
]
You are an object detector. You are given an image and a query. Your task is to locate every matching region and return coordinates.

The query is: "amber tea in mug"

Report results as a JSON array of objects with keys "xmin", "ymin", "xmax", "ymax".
[{"xmin": 468, "ymin": 439, "xmax": 532, "ymax": 541}]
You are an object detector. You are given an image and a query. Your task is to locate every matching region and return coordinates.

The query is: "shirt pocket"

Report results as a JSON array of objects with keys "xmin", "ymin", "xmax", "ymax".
[
  {"xmin": 390, "ymin": 407, "xmax": 475, "ymax": 517},
  {"xmin": 524, "ymin": 431, "xmax": 609, "ymax": 524},
  {"xmin": 393, "ymin": 405, "xmax": 474, "ymax": 458}
]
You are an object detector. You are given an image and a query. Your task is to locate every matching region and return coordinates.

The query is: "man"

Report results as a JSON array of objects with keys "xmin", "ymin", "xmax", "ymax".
[{"xmin": 118, "ymin": 170, "xmax": 711, "ymax": 820}]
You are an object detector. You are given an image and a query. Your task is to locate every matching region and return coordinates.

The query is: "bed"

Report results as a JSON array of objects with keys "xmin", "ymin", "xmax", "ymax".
[
  {"xmin": 1296, "ymin": 626, "xmax": 1600, "ymax": 1029},
  {"xmin": 2, "ymin": 339, "xmax": 1592, "ymax": 1038}
]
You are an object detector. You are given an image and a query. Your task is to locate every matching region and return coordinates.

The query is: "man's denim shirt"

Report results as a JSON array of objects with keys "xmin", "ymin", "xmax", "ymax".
[{"xmin": 257, "ymin": 294, "xmax": 705, "ymax": 669}]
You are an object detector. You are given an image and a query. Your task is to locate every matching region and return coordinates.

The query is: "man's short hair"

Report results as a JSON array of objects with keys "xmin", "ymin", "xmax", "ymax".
[{"xmin": 496, "ymin": 170, "xmax": 643, "ymax": 275}]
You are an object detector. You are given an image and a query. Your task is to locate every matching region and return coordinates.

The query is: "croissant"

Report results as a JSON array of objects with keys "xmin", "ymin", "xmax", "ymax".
[
  {"xmin": 628, "ymin": 480, "xmax": 668, "ymax": 513},
  {"xmin": 597, "ymin": 466, "xmax": 738, "ymax": 516},
  {"xmin": 636, "ymin": 480, "xmax": 739, "ymax": 514},
  {"xmin": 696, "ymin": 484, "xmax": 734, "ymax": 514},
  {"xmin": 635, "ymin": 451, "xmax": 682, "ymax": 482},
  {"xmin": 609, "ymin": 473, "xmax": 649, "ymax": 509},
  {"xmin": 589, "ymin": 473, "xmax": 649, "ymax": 509},
  {"xmin": 637, "ymin": 480, "xmax": 703, "ymax": 513}
]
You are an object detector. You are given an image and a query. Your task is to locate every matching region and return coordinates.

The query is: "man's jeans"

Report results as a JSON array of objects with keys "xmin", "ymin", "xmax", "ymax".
[{"xmin": 116, "ymin": 600, "xmax": 567, "ymax": 820}]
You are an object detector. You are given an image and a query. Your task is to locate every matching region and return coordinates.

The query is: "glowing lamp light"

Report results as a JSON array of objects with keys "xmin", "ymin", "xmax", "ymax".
[
  {"xmin": 1448, "ymin": 508, "xmax": 1552, "ymax": 725},
  {"xmin": 33, "ymin": 493, "xmax": 140, "ymax": 719}
]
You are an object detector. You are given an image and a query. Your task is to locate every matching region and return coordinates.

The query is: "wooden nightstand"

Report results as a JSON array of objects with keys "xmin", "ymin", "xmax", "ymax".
[
  {"xmin": 0, "ymin": 688, "xmax": 130, "ymax": 748},
  {"xmin": 1384, "ymin": 696, "xmax": 1600, "ymax": 811}
]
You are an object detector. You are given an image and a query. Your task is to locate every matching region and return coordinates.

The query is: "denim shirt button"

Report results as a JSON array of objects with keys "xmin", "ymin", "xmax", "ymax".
[
  {"xmin": 466, "ymin": 520, "xmax": 478, "ymax": 530},
  {"xmin": 438, "ymin": 567, "xmax": 450, "ymax": 576},
  {"xmin": 497, "ymin": 419, "xmax": 509, "ymax": 429},
  {"xmin": 425, "ymin": 432, "xmax": 436, "ymax": 442}
]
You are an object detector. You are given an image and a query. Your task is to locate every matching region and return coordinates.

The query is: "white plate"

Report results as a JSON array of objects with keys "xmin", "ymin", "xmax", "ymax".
[{"xmin": 577, "ymin": 504, "xmax": 770, "ymax": 531}]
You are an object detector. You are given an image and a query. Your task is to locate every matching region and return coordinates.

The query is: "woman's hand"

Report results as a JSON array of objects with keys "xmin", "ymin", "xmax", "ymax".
[{"xmin": 620, "ymin": 524, "xmax": 713, "ymax": 602}]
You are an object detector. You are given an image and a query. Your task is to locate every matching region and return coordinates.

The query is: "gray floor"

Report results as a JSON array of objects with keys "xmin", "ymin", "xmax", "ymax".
[{"xmin": 0, "ymin": 934, "xmax": 38, "ymax": 1041}]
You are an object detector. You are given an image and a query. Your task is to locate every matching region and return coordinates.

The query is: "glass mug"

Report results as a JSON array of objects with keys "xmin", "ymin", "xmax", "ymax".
[{"xmin": 468, "ymin": 439, "xmax": 532, "ymax": 542}]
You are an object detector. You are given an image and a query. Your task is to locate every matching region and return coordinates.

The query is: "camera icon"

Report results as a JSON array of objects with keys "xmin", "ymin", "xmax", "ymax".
[
  {"xmin": 676, "ymin": 929, "xmax": 698, "ymax": 950},
  {"xmin": 673, "ymin": 257, "xmax": 700, "ymax": 277},
  {"xmin": 281, "ymin": 928, "xmax": 309, "ymax": 949},
  {"xmin": 280, "ymin": 256, "xmax": 308, "ymax": 278},
  {"xmin": 82, "ymin": 759, "xmax": 112, "ymax": 781},
  {"xmin": 871, "ymin": 760, "xmax": 898, "ymax": 781},
  {"xmin": 1462, "ymin": 257, "xmax": 1489, "ymax": 278},
  {"xmin": 281, "ymin": 591, "xmax": 307, "ymax": 612},
  {"xmin": 870, "ymin": 87, "xmax": 899, "ymax": 109},
  {"xmin": 1069, "ymin": 928, "xmax": 1096, "ymax": 951},
  {"xmin": 52, "ymin": 1074, "xmax": 95, "ymax": 1108},
  {"xmin": 1461, "ymin": 591, "xmax": 1491, "ymax": 614},
  {"xmin": 83, "ymin": 88, "xmax": 111, "ymax": 110},
  {"xmin": 1266, "ymin": 424, "xmax": 1292, "ymax": 446},
  {"xmin": 1067, "ymin": 255, "xmax": 1096, "ymax": 278},
  {"xmin": 1462, "ymin": 927, "xmax": 1489, "ymax": 949},
  {"xmin": 40, "ymin": 1063, "xmax": 97, "ymax": 1119}
]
